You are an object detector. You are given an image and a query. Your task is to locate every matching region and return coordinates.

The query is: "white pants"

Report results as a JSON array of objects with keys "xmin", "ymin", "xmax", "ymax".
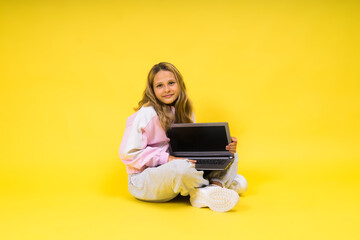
[{"xmin": 127, "ymin": 153, "xmax": 239, "ymax": 202}]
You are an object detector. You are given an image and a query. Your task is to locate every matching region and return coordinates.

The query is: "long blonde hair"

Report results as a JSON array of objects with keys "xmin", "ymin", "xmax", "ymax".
[{"xmin": 136, "ymin": 62, "xmax": 194, "ymax": 130}]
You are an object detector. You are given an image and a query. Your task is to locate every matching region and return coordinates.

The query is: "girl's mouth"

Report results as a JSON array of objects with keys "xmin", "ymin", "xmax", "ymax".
[{"xmin": 163, "ymin": 94, "xmax": 173, "ymax": 98}]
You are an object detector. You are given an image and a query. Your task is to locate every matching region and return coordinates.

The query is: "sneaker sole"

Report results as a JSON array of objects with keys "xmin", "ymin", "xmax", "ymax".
[{"xmin": 192, "ymin": 187, "xmax": 239, "ymax": 212}]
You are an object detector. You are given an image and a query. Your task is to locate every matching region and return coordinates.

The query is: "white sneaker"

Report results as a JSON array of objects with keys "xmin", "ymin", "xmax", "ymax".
[
  {"xmin": 229, "ymin": 174, "xmax": 248, "ymax": 194},
  {"xmin": 190, "ymin": 185, "xmax": 239, "ymax": 212}
]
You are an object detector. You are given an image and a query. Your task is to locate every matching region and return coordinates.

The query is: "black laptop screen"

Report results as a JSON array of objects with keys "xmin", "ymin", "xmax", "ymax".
[{"xmin": 168, "ymin": 125, "xmax": 229, "ymax": 152}]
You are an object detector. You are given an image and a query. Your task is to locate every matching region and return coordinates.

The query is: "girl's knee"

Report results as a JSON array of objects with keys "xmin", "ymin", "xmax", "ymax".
[
  {"xmin": 169, "ymin": 160, "xmax": 207, "ymax": 186},
  {"xmin": 169, "ymin": 159, "xmax": 197, "ymax": 175}
]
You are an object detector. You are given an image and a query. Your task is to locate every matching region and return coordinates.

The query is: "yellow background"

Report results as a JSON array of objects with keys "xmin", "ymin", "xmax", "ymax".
[{"xmin": 1, "ymin": 0, "xmax": 359, "ymax": 239}]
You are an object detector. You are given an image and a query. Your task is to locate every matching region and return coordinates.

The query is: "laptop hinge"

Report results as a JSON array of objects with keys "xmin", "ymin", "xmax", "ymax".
[{"xmin": 173, "ymin": 151, "xmax": 233, "ymax": 157}]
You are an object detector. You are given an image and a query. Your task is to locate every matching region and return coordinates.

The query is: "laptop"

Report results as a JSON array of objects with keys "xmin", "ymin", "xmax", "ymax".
[{"xmin": 167, "ymin": 122, "xmax": 234, "ymax": 170}]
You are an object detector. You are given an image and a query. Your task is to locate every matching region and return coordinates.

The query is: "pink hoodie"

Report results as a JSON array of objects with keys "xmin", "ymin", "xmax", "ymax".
[{"xmin": 119, "ymin": 106, "xmax": 171, "ymax": 174}]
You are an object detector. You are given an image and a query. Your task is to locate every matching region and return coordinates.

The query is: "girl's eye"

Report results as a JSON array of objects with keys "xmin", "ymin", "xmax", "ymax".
[
  {"xmin": 156, "ymin": 84, "xmax": 163, "ymax": 88},
  {"xmin": 169, "ymin": 81, "xmax": 175, "ymax": 85}
]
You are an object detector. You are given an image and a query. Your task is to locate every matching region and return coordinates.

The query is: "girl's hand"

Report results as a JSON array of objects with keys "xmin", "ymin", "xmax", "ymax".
[
  {"xmin": 168, "ymin": 155, "xmax": 196, "ymax": 164},
  {"xmin": 226, "ymin": 137, "xmax": 237, "ymax": 154},
  {"xmin": 168, "ymin": 155, "xmax": 177, "ymax": 162}
]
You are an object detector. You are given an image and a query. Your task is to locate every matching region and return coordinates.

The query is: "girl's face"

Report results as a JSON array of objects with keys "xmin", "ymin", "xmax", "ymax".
[{"xmin": 153, "ymin": 70, "xmax": 180, "ymax": 105}]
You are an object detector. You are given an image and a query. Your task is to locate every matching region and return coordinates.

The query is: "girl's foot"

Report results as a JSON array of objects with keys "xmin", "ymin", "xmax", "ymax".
[
  {"xmin": 229, "ymin": 174, "xmax": 248, "ymax": 194},
  {"xmin": 190, "ymin": 185, "xmax": 239, "ymax": 212}
]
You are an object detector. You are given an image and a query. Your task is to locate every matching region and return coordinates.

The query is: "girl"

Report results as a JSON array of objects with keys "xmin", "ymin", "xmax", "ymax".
[{"xmin": 119, "ymin": 62, "xmax": 247, "ymax": 212}]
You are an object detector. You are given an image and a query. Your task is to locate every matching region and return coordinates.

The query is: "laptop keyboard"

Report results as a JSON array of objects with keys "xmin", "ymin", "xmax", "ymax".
[{"xmin": 194, "ymin": 159, "xmax": 228, "ymax": 165}]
